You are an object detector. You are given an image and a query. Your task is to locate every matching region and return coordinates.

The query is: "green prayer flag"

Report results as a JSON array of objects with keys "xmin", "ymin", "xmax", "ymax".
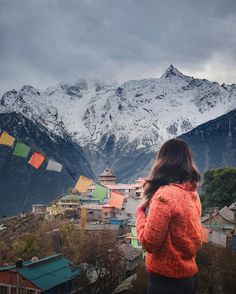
[
  {"xmin": 13, "ymin": 142, "xmax": 30, "ymax": 158},
  {"xmin": 92, "ymin": 184, "xmax": 108, "ymax": 200}
]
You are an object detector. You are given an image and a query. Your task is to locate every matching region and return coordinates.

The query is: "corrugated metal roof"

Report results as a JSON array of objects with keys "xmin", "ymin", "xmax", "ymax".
[
  {"xmin": 19, "ymin": 255, "xmax": 81, "ymax": 290},
  {"xmin": 118, "ymin": 244, "xmax": 143, "ymax": 261},
  {"xmin": 219, "ymin": 206, "xmax": 236, "ymax": 224},
  {"xmin": 0, "ymin": 264, "xmax": 15, "ymax": 271},
  {"xmin": 0, "ymin": 254, "xmax": 81, "ymax": 291}
]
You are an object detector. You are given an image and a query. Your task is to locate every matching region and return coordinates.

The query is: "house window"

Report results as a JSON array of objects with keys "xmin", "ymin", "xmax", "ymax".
[
  {"xmin": 0, "ymin": 286, "xmax": 8, "ymax": 294},
  {"xmin": 11, "ymin": 287, "xmax": 17, "ymax": 294}
]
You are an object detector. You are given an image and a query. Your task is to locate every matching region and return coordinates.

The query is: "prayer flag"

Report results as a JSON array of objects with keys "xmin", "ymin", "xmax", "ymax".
[
  {"xmin": 28, "ymin": 152, "xmax": 45, "ymax": 169},
  {"xmin": 13, "ymin": 142, "xmax": 30, "ymax": 158},
  {"xmin": 201, "ymin": 227, "xmax": 209, "ymax": 243},
  {"xmin": 211, "ymin": 231, "xmax": 227, "ymax": 248},
  {"xmin": 0, "ymin": 131, "xmax": 15, "ymax": 146},
  {"xmin": 92, "ymin": 184, "xmax": 108, "ymax": 200},
  {"xmin": 75, "ymin": 175, "xmax": 93, "ymax": 193},
  {"xmin": 46, "ymin": 159, "xmax": 63, "ymax": 172},
  {"xmin": 108, "ymin": 190, "xmax": 125, "ymax": 209},
  {"xmin": 125, "ymin": 198, "xmax": 140, "ymax": 215}
]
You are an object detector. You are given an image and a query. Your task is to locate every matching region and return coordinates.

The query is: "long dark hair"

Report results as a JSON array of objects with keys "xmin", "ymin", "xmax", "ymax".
[{"xmin": 143, "ymin": 139, "xmax": 201, "ymax": 199}]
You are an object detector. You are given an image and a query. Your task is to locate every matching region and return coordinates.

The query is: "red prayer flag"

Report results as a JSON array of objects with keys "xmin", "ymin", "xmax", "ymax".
[
  {"xmin": 108, "ymin": 191, "xmax": 125, "ymax": 209},
  {"xmin": 28, "ymin": 152, "xmax": 45, "ymax": 169}
]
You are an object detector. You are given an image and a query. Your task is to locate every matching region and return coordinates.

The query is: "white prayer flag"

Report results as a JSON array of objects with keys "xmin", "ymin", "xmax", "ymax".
[
  {"xmin": 46, "ymin": 159, "xmax": 63, "ymax": 172},
  {"xmin": 125, "ymin": 198, "xmax": 140, "ymax": 215},
  {"xmin": 211, "ymin": 231, "xmax": 227, "ymax": 248}
]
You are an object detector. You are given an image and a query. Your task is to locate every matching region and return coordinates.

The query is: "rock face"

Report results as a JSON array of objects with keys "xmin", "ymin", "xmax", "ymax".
[
  {"xmin": 179, "ymin": 109, "xmax": 236, "ymax": 173},
  {"xmin": 0, "ymin": 66, "xmax": 236, "ymax": 215}
]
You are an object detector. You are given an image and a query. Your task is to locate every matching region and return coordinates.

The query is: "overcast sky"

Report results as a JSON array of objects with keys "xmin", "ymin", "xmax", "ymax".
[{"xmin": 0, "ymin": 0, "xmax": 236, "ymax": 96}]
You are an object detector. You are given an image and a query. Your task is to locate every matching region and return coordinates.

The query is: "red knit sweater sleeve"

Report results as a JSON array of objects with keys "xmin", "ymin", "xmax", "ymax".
[{"xmin": 135, "ymin": 192, "xmax": 172, "ymax": 253}]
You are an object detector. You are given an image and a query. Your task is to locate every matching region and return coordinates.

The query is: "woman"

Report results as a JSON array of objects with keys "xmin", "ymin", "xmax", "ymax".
[{"xmin": 135, "ymin": 139, "xmax": 202, "ymax": 294}]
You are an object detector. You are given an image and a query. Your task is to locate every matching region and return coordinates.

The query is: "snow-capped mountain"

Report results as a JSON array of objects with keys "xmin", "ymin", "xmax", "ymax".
[
  {"xmin": 1, "ymin": 65, "xmax": 235, "ymax": 152},
  {"xmin": 0, "ymin": 66, "xmax": 236, "ymax": 215}
]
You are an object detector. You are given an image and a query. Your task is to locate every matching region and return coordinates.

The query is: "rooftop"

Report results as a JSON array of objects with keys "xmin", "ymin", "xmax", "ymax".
[
  {"xmin": 59, "ymin": 194, "xmax": 80, "ymax": 202},
  {"xmin": 100, "ymin": 168, "xmax": 116, "ymax": 177},
  {"xmin": 0, "ymin": 254, "xmax": 81, "ymax": 291},
  {"xmin": 80, "ymin": 204, "xmax": 103, "ymax": 210},
  {"xmin": 89, "ymin": 183, "xmax": 136, "ymax": 190},
  {"xmin": 79, "ymin": 224, "xmax": 120, "ymax": 231},
  {"xmin": 118, "ymin": 244, "xmax": 143, "ymax": 261}
]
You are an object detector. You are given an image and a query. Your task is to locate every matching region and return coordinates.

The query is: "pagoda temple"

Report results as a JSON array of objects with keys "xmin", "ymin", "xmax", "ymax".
[{"xmin": 98, "ymin": 168, "xmax": 116, "ymax": 185}]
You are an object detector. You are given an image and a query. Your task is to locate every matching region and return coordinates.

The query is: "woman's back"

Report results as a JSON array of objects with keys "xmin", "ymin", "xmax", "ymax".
[
  {"xmin": 136, "ymin": 182, "xmax": 202, "ymax": 279},
  {"xmin": 135, "ymin": 139, "xmax": 202, "ymax": 293}
]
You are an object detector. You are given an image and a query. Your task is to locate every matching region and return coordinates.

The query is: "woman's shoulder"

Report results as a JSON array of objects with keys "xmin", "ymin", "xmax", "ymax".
[{"xmin": 152, "ymin": 185, "xmax": 174, "ymax": 202}]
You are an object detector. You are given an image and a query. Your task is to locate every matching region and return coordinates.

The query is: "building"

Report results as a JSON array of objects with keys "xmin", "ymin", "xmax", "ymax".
[
  {"xmin": 87, "ymin": 183, "xmax": 138, "ymax": 200},
  {"xmin": 79, "ymin": 205, "xmax": 103, "ymax": 222},
  {"xmin": 87, "ymin": 170, "xmax": 145, "ymax": 200},
  {"xmin": 202, "ymin": 202, "xmax": 236, "ymax": 233},
  {"xmin": 102, "ymin": 204, "xmax": 116, "ymax": 221},
  {"xmin": 98, "ymin": 168, "xmax": 116, "ymax": 185},
  {"xmin": 110, "ymin": 215, "xmax": 129, "ymax": 226},
  {"xmin": 32, "ymin": 205, "xmax": 47, "ymax": 214},
  {"xmin": 57, "ymin": 194, "xmax": 81, "ymax": 211},
  {"xmin": 118, "ymin": 244, "xmax": 143, "ymax": 274},
  {"xmin": 126, "ymin": 219, "xmax": 142, "ymax": 250},
  {"xmin": 0, "ymin": 254, "xmax": 82, "ymax": 294}
]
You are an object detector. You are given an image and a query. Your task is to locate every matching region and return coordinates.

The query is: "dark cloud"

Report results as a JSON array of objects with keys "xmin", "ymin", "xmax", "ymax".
[{"xmin": 0, "ymin": 0, "xmax": 236, "ymax": 95}]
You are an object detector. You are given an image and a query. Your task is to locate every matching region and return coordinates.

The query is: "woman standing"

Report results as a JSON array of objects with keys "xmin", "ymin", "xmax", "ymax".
[{"xmin": 135, "ymin": 139, "xmax": 202, "ymax": 294}]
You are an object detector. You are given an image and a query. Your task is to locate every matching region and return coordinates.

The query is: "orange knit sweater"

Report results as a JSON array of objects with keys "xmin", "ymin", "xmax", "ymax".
[{"xmin": 135, "ymin": 182, "xmax": 202, "ymax": 279}]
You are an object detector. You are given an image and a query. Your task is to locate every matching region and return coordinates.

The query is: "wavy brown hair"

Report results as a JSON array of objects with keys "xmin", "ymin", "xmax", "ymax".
[{"xmin": 143, "ymin": 139, "xmax": 201, "ymax": 199}]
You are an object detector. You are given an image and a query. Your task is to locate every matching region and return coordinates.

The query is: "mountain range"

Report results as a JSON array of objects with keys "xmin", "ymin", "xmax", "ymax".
[{"xmin": 0, "ymin": 65, "xmax": 235, "ymax": 216}]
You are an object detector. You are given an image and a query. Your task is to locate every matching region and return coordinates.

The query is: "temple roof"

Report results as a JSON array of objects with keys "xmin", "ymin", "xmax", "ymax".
[{"xmin": 99, "ymin": 168, "xmax": 116, "ymax": 177}]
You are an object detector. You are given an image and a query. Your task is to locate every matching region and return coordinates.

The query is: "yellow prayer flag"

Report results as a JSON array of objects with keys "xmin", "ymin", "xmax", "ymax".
[
  {"xmin": 0, "ymin": 131, "xmax": 15, "ymax": 147},
  {"xmin": 75, "ymin": 175, "xmax": 93, "ymax": 193}
]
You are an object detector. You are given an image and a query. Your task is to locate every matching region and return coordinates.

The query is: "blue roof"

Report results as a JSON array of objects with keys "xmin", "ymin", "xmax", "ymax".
[{"xmin": 0, "ymin": 254, "xmax": 81, "ymax": 291}]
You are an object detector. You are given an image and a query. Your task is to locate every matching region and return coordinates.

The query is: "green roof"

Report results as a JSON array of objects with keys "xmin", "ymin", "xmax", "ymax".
[
  {"xmin": 60, "ymin": 194, "xmax": 80, "ymax": 201},
  {"xmin": 0, "ymin": 254, "xmax": 81, "ymax": 291}
]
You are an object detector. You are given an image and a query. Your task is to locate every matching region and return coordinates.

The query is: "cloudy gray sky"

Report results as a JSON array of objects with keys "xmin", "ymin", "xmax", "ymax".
[{"xmin": 0, "ymin": 0, "xmax": 236, "ymax": 95}]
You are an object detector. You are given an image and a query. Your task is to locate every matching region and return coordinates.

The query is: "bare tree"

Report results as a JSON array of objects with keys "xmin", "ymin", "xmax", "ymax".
[{"xmin": 78, "ymin": 231, "xmax": 125, "ymax": 294}]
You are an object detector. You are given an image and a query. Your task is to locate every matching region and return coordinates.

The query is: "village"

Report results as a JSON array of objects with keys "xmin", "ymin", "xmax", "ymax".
[{"xmin": 0, "ymin": 168, "xmax": 236, "ymax": 293}]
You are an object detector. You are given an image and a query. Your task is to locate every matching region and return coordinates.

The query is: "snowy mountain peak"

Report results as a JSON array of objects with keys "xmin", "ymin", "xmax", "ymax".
[
  {"xmin": 161, "ymin": 64, "xmax": 185, "ymax": 79},
  {"xmin": 0, "ymin": 69, "xmax": 236, "ymax": 152}
]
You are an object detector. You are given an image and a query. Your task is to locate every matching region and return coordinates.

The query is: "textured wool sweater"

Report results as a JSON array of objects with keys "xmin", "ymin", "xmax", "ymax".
[{"xmin": 135, "ymin": 182, "xmax": 202, "ymax": 279}]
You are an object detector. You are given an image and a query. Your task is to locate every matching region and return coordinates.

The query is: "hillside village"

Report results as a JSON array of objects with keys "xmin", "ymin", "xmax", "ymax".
[{"xmin": 0, "ymin": 168, "xmax": 236, "ymax": 293}]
